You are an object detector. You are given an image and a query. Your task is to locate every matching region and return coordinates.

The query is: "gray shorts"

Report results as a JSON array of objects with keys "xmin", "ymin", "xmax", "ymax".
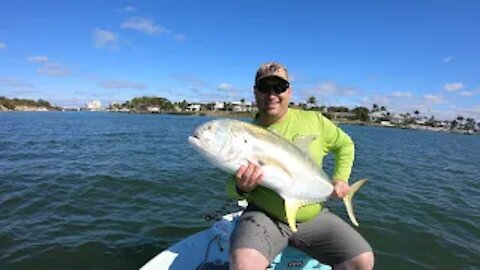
[{"xmin": 230, "ymin": 206, "xmax": 372, "ymax": 266}]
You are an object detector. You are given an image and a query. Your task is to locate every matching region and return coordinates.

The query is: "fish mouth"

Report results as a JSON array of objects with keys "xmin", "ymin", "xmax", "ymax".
[{"xmin": 188, "ymin": 134, "xmax": 200, "ymax": 145}]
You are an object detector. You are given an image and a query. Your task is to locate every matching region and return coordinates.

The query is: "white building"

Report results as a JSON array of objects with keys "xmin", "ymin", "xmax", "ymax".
[
  {"xmin": 231, "ymin": 101, "xmax": 253, "ymax": 112},
  {"xmin": 186, "ymin": 103, "xmax": 201, "ymax": 111},
  {"xmin": 86, "ymin": 100, "xmax": 101, "ymax": 111},
  {"xmin": 214, "ymin": 101, "xmax": 225, "ymax": 110}
]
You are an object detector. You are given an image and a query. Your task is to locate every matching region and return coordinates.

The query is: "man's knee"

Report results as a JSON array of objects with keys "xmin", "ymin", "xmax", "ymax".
[
  {"xmin": 230, "ymin": 248, "xmax": 269, "ymax": 270},
  {"xmin": 335, "ymin": 251, "xmax": 374, "ymax": 270}
]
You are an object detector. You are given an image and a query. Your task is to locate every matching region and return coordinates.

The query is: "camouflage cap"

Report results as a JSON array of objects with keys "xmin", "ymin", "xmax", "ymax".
[{"xmin": 255, "ymin": 62, "xmax": 289, "ymax": 84}]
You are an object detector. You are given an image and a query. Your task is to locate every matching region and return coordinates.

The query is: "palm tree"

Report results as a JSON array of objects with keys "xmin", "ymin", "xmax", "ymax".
[
  {"xmin": 465, "ymin": 118, "xmax": 476, "ymax": 131},
  {"xmin": 307, "ymin": 96, "xmax": 317, "ymax": 107},
  {"xmin": 414, "ymin": 110, "xmax": 420, "ymax": 119}
]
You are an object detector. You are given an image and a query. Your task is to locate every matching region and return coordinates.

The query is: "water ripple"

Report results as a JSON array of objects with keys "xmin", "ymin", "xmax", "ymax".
[{"xmin": 0, "ymin": 114, "xmax": 479, "ymax": 269}]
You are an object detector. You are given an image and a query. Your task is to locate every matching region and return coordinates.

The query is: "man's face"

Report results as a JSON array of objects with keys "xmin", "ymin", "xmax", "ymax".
[{"xmin": 254, "ymin": 77, "xmax": 291, "ymax": 117}]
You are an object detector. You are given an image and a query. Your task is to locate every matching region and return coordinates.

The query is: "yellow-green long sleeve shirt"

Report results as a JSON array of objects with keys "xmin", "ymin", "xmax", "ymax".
[{"xmin": 227, "ymin": 108, "xmax": 355, "ymax": 222}]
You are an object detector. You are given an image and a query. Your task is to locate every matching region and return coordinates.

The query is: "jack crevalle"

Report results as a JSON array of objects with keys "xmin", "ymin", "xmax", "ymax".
[{"xmin": 188, "ymin": 118, "xmax": 367, "ymax": 232}]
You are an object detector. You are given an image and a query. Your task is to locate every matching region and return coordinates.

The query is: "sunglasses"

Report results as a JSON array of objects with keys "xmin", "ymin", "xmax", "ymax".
[{"xmin": 255, "ymin": 82, "xmax": 290, "ymax": 94}]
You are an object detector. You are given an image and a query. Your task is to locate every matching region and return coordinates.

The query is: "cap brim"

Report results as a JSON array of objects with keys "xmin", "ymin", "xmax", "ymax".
[{"xmin": 256, "ymin": 75, "xmax": 288, "ymax": 83}]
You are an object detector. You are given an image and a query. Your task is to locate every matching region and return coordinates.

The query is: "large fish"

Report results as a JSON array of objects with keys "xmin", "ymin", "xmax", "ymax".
[{"xmin": 188, "ymin": 118, "xmax": 367, "ymax": 232}]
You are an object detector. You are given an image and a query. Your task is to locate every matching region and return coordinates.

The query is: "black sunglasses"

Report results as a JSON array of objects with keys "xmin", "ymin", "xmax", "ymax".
[{"xmin": 255, "ymin": 82, "xmax": 290, "ymax": 94}]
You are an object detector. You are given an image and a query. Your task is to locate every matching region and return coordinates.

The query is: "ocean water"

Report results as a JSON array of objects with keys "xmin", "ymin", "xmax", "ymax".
[{"xmin": 0, "ymin": 112, "xmax": 479, "ymax": 270}]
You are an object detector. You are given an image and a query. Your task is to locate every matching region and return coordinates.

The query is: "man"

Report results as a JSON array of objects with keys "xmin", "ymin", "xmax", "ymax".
[{"xmin": 227, "ymin": 62, "xmax": 374, "ymax": 270}]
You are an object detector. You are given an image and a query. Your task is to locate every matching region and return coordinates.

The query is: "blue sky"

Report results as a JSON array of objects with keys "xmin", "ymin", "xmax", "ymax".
[{"xmin": 0, "ymin": 0, "xmax": 479, "ymax": 120}]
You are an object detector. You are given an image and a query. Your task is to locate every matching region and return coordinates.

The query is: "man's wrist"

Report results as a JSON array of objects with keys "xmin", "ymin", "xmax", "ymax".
[{"xmin": 235, "ymin": 185, "xmax": 250, "ymax": 197}]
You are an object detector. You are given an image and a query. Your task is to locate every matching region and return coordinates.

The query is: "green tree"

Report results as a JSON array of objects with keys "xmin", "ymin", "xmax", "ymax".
[
  {"xmin": 465, "ymin": 118, "xmax": 476, "ymax": 131},
  {"xmin": 307, "ymin": 96, "xmax": 317, "ymax": 107},
  {"xmin": 426, "ymin": 116, "xmax": 436, "ymax": 127},
  {"xmin": 352, "ymin": 106, "xmax": 369, "ymax": 121}
]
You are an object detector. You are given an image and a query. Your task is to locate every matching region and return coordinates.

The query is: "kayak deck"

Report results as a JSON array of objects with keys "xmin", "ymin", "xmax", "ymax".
[{"xmin": 141, "ymin": 211, "xmax": 331, "ymax": 270}]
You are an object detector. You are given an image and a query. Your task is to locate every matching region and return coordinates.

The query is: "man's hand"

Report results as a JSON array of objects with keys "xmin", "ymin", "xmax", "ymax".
[
  {"xmin": 235, "ymin": 162, "xmax": 263, "ymax": 193},
  {"xmin": 331, "ymin": 180, "xmax": 350, "ymax": 199}
]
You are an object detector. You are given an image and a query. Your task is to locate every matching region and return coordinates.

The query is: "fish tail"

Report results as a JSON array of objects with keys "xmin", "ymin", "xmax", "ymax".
[
  {"xmin": 342, "ymin": 179, "xmax": 368, "ymax": 226},
  {"xmin": 284, "ymin": 199, "xmax": 301, "ymax": 232}
]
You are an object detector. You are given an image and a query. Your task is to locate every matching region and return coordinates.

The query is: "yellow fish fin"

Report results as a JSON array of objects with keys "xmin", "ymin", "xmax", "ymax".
[
  {"xmin": 343, "ymin": 178, "xmax": 368, "ymax": 226},
  {"xmin": 284, "ymin": 198, "xmax": 302, "ymax": 232}
]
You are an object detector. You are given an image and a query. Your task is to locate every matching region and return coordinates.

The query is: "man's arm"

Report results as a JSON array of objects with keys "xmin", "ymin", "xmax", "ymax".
[{"xmin": 317, "ymin": 113, "xmax": 355, "ymax": 198}]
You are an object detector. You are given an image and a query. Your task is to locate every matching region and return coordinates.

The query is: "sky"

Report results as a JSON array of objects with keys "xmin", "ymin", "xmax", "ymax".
[{"xmin": 0, "ymin": 0, "xmax": 479, "ymax": 120}]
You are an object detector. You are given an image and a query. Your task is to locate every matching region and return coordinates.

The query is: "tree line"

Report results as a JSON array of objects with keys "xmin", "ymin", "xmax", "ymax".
[{"xmin": 0, "ymin": 96, "xmax": 55, "ymax": 110}]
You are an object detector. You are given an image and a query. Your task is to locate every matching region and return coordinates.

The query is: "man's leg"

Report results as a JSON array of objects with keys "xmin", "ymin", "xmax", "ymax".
[
  {"xmin": 229, "ymin": 210, "xmax": 289, "ymax": 270},
  {"xmin": 230, "ymin": 248, "xmax": 269, "ymax": 270},
  {"xmin": 290, "ymin": 208, "xmax": 374, "ymax": 270},
  {"xmin": 334, "ymin": 252, "xmax": 374, "ymax": 270}
]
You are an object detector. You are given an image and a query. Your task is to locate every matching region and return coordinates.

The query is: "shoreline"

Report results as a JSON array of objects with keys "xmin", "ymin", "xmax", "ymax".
[{"xmin": 1, "ymin": 109, "xmax": 478, "ymax": 136}]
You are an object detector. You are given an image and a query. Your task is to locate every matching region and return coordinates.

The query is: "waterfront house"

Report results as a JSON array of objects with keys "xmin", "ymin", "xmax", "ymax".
[
  {"xmin": 390, "ymin": 114, "xmax": 406, "ymax": 125},
  {"xmin": 186, "ymin": 103, "xmax": 201, "ymax": 111},
  {"xmin": 369, "ymin": 111, "xmax": 390, "ymax": 122},
  {"xmin": 231, "ymin": 101, "xmax": 253, "ymax": 112}
]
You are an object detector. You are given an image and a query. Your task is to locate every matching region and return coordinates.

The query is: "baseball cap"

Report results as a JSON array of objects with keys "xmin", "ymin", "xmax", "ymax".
[{"xmin": 255, "ymin": 62, "xmax": 289, "ymax": 84}]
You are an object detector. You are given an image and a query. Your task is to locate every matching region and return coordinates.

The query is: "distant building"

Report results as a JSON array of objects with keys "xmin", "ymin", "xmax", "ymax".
[
  {"xmin": 329, "ymin": 112, "xmax": 356, "ymax": 120},
  {"xmin": 62, "ymin": 106, "xmax": 80, "ymax": 111},
  {"xmin": 146, "ymin": 106, "xmax": 161, "ymax": 113},
  {"xmin": 186, "ymin": 103, "xmax": 201, "ymax": 111},
  {"xmin": 231, "ymin": 101, "xmax": 253, "ymax": 112},
  {"xmin": 214, "ymin": 101, "xmax": 225, "ymax": 110},
  {"xmin": 369, "ymin": 111, "xmax": 390, "ymax": 122},
  {"xmin": 390, "ymin": 114, "xmax": 405, "ymax": 125},
  {"xmin": 109, "ymin": 101, "xmax": 120, "ymax": 108},
  {"xmin": 85, "ymin": 100, "xmax": 101, "ymax": 111}
]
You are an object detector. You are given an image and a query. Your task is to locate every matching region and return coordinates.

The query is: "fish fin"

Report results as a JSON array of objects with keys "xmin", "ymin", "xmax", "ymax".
[
  {"xmin": 284, "ymin": 198, "xmax": 302, "ymax": 232},
  {"xmin": 292, "ymin": 135, "xmax": 317, "ymax": 157},
  {"xmin": 343, "ymin": 179, "xmax": 368, "ymax": 226}
]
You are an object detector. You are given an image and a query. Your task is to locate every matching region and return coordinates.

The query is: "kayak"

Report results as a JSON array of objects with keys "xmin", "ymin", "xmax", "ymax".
[{"xmin": 141, "ymin": 210, "xmax": 332, "ymax": 270}]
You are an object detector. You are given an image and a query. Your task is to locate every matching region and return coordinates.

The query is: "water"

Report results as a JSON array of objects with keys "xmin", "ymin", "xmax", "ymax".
[{"xmin": 1, "ymin": 112, "xmax": 479, "ymax": 270}]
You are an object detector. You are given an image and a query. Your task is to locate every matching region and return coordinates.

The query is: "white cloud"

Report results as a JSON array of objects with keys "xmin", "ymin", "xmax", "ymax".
[
  {"xmin": 460, "ymin": 91, "xmax": 473, "ymax": 97},
  {"xmin": 27, "ymin": 56, "xmax": 49, "ymax": 63},
  {"xmin": 121, "ymin": 17, "xmax": 168, "ymax": 35},
  {"xmin": 0, "ymin": 77, "xmax": 34, "ymax": 88},
  {"xmin": 391, "ymin": 91, "xmax": 413, "ymax": 97},
  {"xmin": 0, "ymin": 42, "xmax": 6, "ymax": 49},
  {"xmin": 423, "ymin": 94, "xmax": 444, "ymax": 104},
  {"xmin": 27, "ymin": 56, "xmax": 70, "ymax": 77},
  {"xmin": 308, "ymin": 82, "xmax": 356, "ymax": 96},
  {"xmin": 93, "ymin": 28, "xmax": 118, "ymax": 49},
  {"xmin": 99, "ymin": 80, "xmax": 148, "ymax": 90},
  {"xmin": 217, "ymin": 83, "xmax": 233, "ymax": 91},
  {"xmin": 124, "ymin": 6, "xmax": 137, "ymax": 12},
  {"xmin": 37, "ymin": 62, "xmax": 70, "ymax": 77},
  {"xmin": 443, "ymin": 56, "xmax": 452, "ymax": 63},
  {"xmin": 359, "ymin": 95, "xmax": 391, "ymax": 107},
  {"xmin": 444, "ymin": 82, "xmax": 464, "ymax": 92}
]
